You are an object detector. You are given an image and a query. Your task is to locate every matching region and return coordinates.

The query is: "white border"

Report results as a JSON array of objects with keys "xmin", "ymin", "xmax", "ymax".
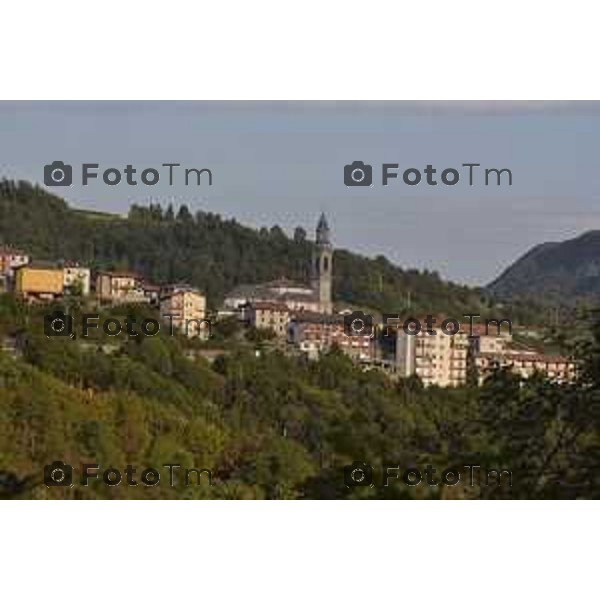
[
  {"xmin": 2, "ymin": 0, "xmax": 599, "ymax": 99},
  {"xmin": 0, "ymin": 501, "xmax": 595, "ymax": 599}
]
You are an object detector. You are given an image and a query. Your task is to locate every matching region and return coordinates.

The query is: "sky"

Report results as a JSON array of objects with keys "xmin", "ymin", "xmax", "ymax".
[{"xmin": 1, "ymin": 101, "xmax": 600, "ymax": 287}]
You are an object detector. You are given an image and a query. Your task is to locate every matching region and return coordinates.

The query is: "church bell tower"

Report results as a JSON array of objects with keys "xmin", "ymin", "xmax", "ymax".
[{"xmin": 311, "ymin": 213, "xmax": 333, "ymax": 314}]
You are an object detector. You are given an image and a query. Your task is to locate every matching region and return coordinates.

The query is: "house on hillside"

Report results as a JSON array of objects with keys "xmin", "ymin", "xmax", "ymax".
[
  {"xmin": 160, "ymin": 284, "xmax": 208, "ymax": 338},
  {"xmin": 14, "ymin": 262, "xmax": 64, "ymax": 302},
  {"xmin": 95, "ymin": 270, "xmax": 148, "ymax": 304},
  {"xmin": 242, "ymin": 301, "xmax": 290, "ymax": 337},
  {"xmin": 289, "ymin": 312, "xmax": 373, "ymax": 361},
  {"xmin": 62, "ymin": 262, "xmax": 91, "ymax": 296}
]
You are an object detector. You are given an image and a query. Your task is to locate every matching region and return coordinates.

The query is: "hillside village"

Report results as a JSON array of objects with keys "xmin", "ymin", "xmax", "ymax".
[{"xmin": 0, "ymin": 214, "xmax": 576, "ymax": 387}]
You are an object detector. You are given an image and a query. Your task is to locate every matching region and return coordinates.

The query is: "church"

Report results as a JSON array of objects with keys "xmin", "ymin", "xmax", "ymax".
[{"xmin": 223, "ymin": 213, "xmax": 333, "ymax": 315}]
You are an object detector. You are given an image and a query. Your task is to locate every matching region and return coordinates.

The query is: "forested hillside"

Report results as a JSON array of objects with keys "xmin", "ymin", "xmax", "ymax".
[
  {"xmin": 488, "ymin": 231, "xmax": 600, "ymax": 304},
  {"xmin": 0, "ymin": 179, "xmax": 496, "ymax": 317},
  {"xmin": 0, "ymin": 295, "xmax": 598, "ymax": 499},
  {"xmin": 0, "ymin": 181, "xmax": 598, "ymax": 498}
]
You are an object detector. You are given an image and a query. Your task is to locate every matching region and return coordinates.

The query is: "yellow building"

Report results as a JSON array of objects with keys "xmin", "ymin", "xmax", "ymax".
[
  {"xmin": 15, "ymin": 264, "xmax": 64, "ymax": 301},
  {"xmin": 246, "ymin": 301, "xmax": 290, "ymax": 336},
  {"xmin": 466, "ymin": 323, "xmax": 512, "ymax": 354},
  {"xmin": 160, "ymin": 286, "xmax": 208, "ymax": 338}
]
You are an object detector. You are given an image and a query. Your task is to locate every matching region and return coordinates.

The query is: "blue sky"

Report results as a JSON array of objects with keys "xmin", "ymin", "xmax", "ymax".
[{"xmin": 1, "ymin": 101, "xmax": 599, "ymax": 286}]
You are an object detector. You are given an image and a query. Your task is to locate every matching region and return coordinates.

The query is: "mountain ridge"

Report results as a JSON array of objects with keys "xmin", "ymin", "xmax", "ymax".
[{"xmin": 488, "ymin": 230, "xmax": 600, "ymax": 303}]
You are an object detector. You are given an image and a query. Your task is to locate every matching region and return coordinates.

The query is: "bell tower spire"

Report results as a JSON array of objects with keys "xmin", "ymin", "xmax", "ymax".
[{"xmin": 311, "ymin": 213, "xmax": 333, "ymax": 314}]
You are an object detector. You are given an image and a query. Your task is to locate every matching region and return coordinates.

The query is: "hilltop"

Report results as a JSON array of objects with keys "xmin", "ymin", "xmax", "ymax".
[
  {"xmin": 0, "ymin": 294, "xmax": 597, "ymax": 499},
  {"xmin": 0, "ymin": 179, "xmax": 498, "ymax": 318},
  {"xmin": 488, "ymin": 231, "xmax": 600, "ymax": 305},
  {"xmin": 0, "ymin": 180, "xmax": 597, "ymax": 499}
]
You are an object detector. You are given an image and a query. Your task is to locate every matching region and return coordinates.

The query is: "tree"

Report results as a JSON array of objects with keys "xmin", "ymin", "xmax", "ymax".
[
  {"xmin": 176, "ymin": 205, "xmax": 192, "ymax": 223},
  {"xmin": 245, "ymin": 326, "xmax": 276, "ymax": 343},
  {"xmin": 293, "ymin": 226, "xmax": 307, "ymax": 244}
]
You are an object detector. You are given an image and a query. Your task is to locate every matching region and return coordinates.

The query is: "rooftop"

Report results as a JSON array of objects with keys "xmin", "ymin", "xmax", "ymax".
[
  {"xmin": 161, "ymin": 285, "xmax": 204, "ymax": 297},
  {"xmin": 227, "ymin": 281, "xmax": 317, "ymax": 303},
  {"xmin": 479, "ymin": 351, "xmax": 574, "ymax": 364},
  {"xmin": 14, "ymin": 260, "xmax": 61, "ymax": 271},
  {"xmin": 96, "ymin": 270, "xmax": 142, "ymax": 279},
  {"xmin": 249, "ymin": 301, "xmax": 290, "ymax": 312},
  {"xmin": 291, "ymin": 311, "xmax": 344, "ymax": 325}
]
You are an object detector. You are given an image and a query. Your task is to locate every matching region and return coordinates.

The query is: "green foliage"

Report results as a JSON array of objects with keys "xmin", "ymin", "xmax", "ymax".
[
  {"xmin": 1, "ymin": 180, "xmax": 504, "ymax": 318},
  {"xmin": 0, "ymin": 181, "xmax": 597, "ymax": 499},
  {"xmin": 1, "ymin": 294, "xmax": 597, "ymax": 499},
  {"xmin": 245, "ymin": 326, "xmax": 276, "ymax": 343}
]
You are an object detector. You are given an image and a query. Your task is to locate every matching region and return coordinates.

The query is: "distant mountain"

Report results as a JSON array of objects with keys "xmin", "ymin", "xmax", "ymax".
[
  {"xmin": 0, "ymin": 179, "xmax": 492, "ymax": 317},
  {"xmin": 488, "ymin": 231, "xmax": 600, "ymax": 304}
]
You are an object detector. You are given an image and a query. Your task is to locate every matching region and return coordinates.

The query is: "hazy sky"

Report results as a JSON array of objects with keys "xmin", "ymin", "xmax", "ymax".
[{"xmin": 1, "ymin": 101, "xmax": 600, "ymax": 286}]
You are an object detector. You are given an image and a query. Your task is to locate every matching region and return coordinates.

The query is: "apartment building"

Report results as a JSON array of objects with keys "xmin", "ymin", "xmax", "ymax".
[
  {"xmin": 160, "ymin": 285, "xmax": 208, "ymax": 338},
  {"xmin": 14, "ymin": 263, "xmax": 64, "ymax": 302},
  {"xmin": 289, "ymin": 312, "xmax": 373, "ymax": 361},
  {"xmin": 62, "ymin": 263, "xmax": 91, "ymax": 296},
  {"xmin": 396, "ymin": 322, "xmax": 469, "ymax": 387},
  {"xmin": 96, "ymin": 271, "xmax": 148, "ymax": 304},
  {"xmin": 244, "ymin": 301, "xmax": 290, "ymax": 336},
  {"xmin": 466, "ymin": 323, "xmax": 512, "ymax": 354},
  {"xmin": 394, "ymin": 314, "xmax": 575, "ymax": 387},
  {"xmin": 475, "ymin": 350, "xmax": 576, "ymax": 384}
]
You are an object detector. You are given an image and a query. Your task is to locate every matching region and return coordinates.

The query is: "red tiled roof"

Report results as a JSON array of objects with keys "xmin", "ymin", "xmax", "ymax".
[
  {"xmin": 96, "ymin": 270, "xmax": 142, "ymax": 279},
  {"xmin": 251, "ymin": 301, "xmax": 290, "ymax": 312},
  {"xmin": 480, "ymin": 351, "xmax": 574, "ymax": 365},
  {"xmin": 507, "ymin": 353, "xmax": 573, "ymax": 364}
]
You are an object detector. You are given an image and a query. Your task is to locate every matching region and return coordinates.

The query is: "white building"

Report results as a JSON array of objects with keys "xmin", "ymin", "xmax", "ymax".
[
  {"xmin": 63, "ymin": 263, "xmax": 91, "ymax": 296},
  {"xmin": 223, "ymin": 214, "xmax": 333, "ymax": 315},
  {"xmin": 396, "ymin": 320, "xmax": 469, "ymax": 387},
  {"xmin": 475, "ymin": 349, "xmax": 576, "ymax": 385},
  {"xmin": 224, "ymin": 277, "xmax": 321, "ymax": 313}
]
